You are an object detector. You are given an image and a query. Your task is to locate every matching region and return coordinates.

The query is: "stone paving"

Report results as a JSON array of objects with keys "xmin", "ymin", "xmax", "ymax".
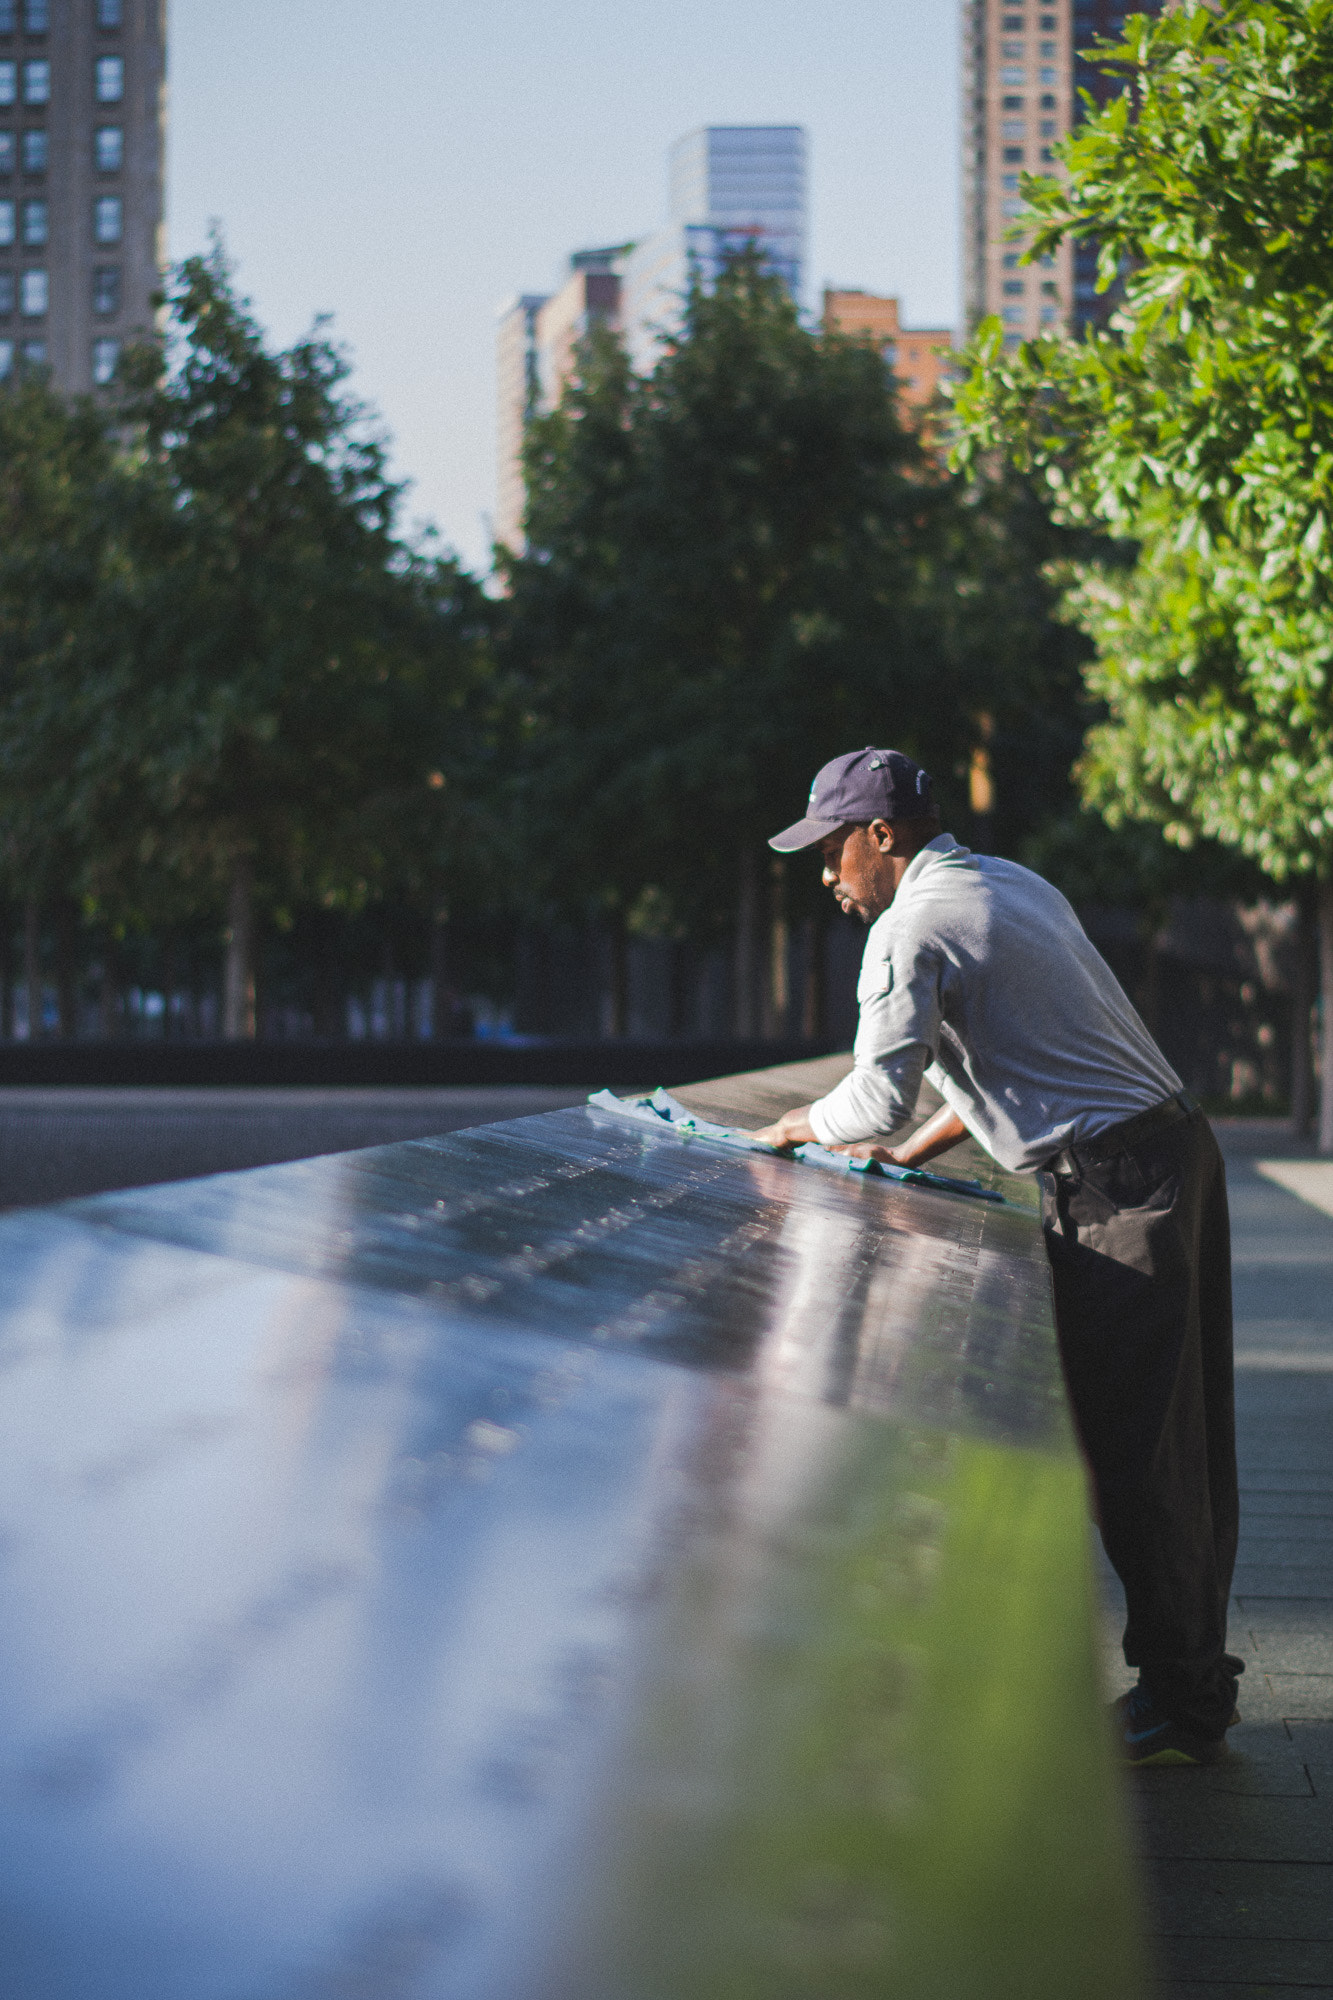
[{"xmin": 1099, "ymin": 1120, "xmax": 1333, "ymax": 1998}]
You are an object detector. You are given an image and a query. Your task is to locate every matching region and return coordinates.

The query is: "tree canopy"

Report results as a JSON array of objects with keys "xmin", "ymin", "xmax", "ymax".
[
  {"xmin": 501, "ymin": 251, "xmax": 1091, "ymax": 1002},
  {"xmin": 954, "ymin": 0, "xmax": 1333, "ymax": 1131},
  {"xmin": 956, "ymin": 0, "xmax": 1333, "ymax": 879},
  {"xmin": 0, "ymin": 246, "xmax": 497, "ymax": 1035}
]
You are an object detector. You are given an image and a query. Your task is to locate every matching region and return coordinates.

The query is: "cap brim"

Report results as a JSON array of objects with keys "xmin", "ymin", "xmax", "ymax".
[{"xmin": 767, "ymin": 815, "xmax": 845, "ymax": 854}]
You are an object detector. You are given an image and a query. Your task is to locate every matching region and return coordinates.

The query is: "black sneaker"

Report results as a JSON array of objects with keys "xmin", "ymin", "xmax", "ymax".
[{"xmin": 1112, "ymin": 1685, "xmax": 1228, "ymax": 1766}]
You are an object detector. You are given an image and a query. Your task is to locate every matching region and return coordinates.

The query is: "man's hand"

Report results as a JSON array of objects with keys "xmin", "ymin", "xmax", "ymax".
[
  {"xmin": 827, "ymin": 1104, "xmax": 968, "ymax": 1168},
  {"xmin": 752, "ymin": 1105, "xmax": 819, "ymax": 1152}
]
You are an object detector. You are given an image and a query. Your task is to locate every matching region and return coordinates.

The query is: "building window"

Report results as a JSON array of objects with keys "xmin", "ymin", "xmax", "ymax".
[
  {"xmin": 1040, "ymin": 11, "xmax": 1056, "ymax": 26},
  {"xmin": 19, "ymin": 264, "xmax": 45, "ymax": 313},
  {"xmin": 1002, "ymin": 12, "xmax": 1024, "ymax": 26},
  {"xmin": 0, "ymin": 270, "xmax": 12, "ymax": 312},
  {"xmin": 1040, "ymin": 145, "xmax": 1057, "ymax": 163},
  {"xmin": 1001, "ymin": 39, "xmax": 1024, "ymax": 58},
  {"xmin": 93, "ymin": 192, "xmax": 120, "ymax": 242},
  {"xmin": 1003, "ymin": 280, "xmax": 1025, "ymax": 297},
  {"xmin": 92, "ymin": 262, "xmax": 117, "ymax": 314},
  {"xmin": 95, "ymin": 54, "xmax": 122, "ymax": 101},
  {"xmin": 94, "ymin": 122, "xmax": 121, "ymax": 170},
  {"xmin": 1002, "ymin": 118, "xmax": 1024, "ymax": 139},
  {"xmin": 1002, "ymin": 306, "xmax": 1024, "ymax": 326},
  {"xmin": 0, "ymin": 62, "xmax": 12, "ymax": 105},
  {"xmin": 20, "ymin": 125, "xmax": 43, "ymax": 171},
  {"xmin": 20, "ymin": 335, "xmax": 43, "ymax": 364},
  {"xmin": 0, "ymin": 2, "xmax": 13, "ymax": 31},
  {"xmin": 24, "ymin": 0, "xmax": 47, "ymax": 30},
  {"xmin": 0, "ymin": 130, "xmax": 12, "ymax": 172},
  {"xmin": 1040, "ymin": 65, "xmax": 1057, "ymax": 84},
  {"xmin": 0, "ymin": 196, "xmax": 12, "ymax": 242},
  {"xmin": 20, "ymin": 195, "xmax": 43, "ymax": 242},
  {"xmin": 1040, "ymin": 39, "xmax": 1056, "ymax": 57},
  {"xmin": 1001, "ymin": 65, "xmax": 1024, "ymax": 85},
  {"xmin": 1040, "ymin": 118, "xmax": 1057, "ymax": 137},
  {"xmin": 1002, "ymin": 251, "xmax": 1020, "ymax": 269},
  {"xmin": 1003, "ymin": 146, "xmax": 1024, "ymax": 163},
  {"xmin": 1002, "ymin": 94, "xmax": 1023, "ymax": 110},
  {"xmin": 21, "ymin": 57, "xmax": 46, "ymax": 101},
  {"xmin": 0, "ymin": 337, "xmax": 12, "ymax": 376},
  {"xmin": 96, "ymin": 0, "xmax": 122, "ymax": 24},
  {"xmin": 1040, "ymin": 92, "xmax": 1056, "ymax": 109},
  {"xmin": 1002, "ymin": 173, "xmax": 1021, "ymax": 191},
  {"xmin": 91, "ymin": 335, "xmax": 118, "ymax": 383}
]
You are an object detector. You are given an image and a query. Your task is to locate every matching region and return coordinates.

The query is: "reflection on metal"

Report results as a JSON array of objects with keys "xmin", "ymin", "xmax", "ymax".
[{"xmin": 0, "ymin": 1075, "xmax": 1144, "ymax": 1997}]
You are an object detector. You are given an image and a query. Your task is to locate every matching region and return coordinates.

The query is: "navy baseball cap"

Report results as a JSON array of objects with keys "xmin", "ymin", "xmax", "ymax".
[{"xmin": 768, "ymin": 747, "xmax": 934, "ymax": 853}]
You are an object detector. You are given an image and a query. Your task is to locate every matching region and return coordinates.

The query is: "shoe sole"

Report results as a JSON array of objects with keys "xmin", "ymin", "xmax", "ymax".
[{"xmin": 1126, "ymin": 1744, "xmax": 1223, "ymax": 1767}]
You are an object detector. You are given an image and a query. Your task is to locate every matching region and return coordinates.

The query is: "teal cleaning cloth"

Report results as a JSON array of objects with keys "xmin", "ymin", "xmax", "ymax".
[{"xmin": 587, "ymin": 1088, "xmax": 1005, "ymax": 1204}]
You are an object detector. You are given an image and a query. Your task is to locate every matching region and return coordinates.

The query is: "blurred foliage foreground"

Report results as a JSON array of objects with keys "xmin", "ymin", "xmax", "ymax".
[{"xmin": 0, "ymin": 234, "xmax": 1243, "ymax": 1043}]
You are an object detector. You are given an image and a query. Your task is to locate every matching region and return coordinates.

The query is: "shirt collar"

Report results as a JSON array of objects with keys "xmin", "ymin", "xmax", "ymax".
[
  {"xmin": 897, "ymin": 830, "xmax": 963, "ymax": 896},
  {"xmin": 863, "ymin": 833, "xmax": 964, "ymax": 944}
]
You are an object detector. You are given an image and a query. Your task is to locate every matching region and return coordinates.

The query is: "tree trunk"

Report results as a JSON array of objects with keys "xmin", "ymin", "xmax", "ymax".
[
  {"xmin": 606, "ymin": 917, "xmax": 628, "ymax": 1039},
  {"xmin": 763, "ymin": 856, "xmax": 789, "ymax": 1039},
  {"xmin": 801, "ymin": 913, "xmax": 825, "ymax": 1040},
  {"xmin": 430, "ymin": 904, "xmax": 451, "ymax": 1041},
  {"xmin": 0, "ymin": 902, "xmax": 12, "ymax": 1040},
  {"xmin": 669, "ymin": 939, "xmax": 692, "ymax": 1039},
  {"xmin": 53, "ymin": 900, "xmax": 77, "ymax": 1040},
  {"xmin": 222, "ymin": 858, "xmax": 257, "ymax": 1041},
  {"xmin": 733, "ymin": 848, "xmax": 759, "ymax": 1037},
  {"xmin": 23, "ymin": 898, "xmax": 41, "ymax": 1042},
  {"xmin": 1137, "ymin": 919, "xmax": 1162, "ymax": 1041},
  {"xmin": 161, "ymin": 932, "xmax": 177, "ymax": 1042},
  {"xmin": 99, "ymin": 931, "xmax": 123, "ymax": 1040},
  {"xmin": 1292, "ymin": 892, "xmax": 1317, "ymax": 1139},
  {"xmin": 1318, "ymin": 881, "xmax": 1333, "ymax": 1155}
]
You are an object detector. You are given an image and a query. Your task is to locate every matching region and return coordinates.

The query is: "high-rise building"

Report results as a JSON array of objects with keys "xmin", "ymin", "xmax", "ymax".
[
  {"xmin": 1068, "ymin": 0, "xmax": 1164, "ymax": 333},
  {"xmin": 494, "ymin": 248, "xmax": 627, "ymax": 552},
  {"xmin": 494, "ymin": 293, "xmax": 548, "ymax": 554},
  {"xmin": 497, "ymin": 127, "xmax": 805, "ymax": 550},
  {"xmin": 0, "ymin": 0, "xmax": 165, "ymax": 393},
  {"xmin": 961, "ymin": 0, "xmax": 1163, "ymax": 342},
  {"xmin": 620, "ymin": 125, "xmax": 806, "ymax": 372},
  {"xmin": 533, "ymin": 246, "xmax": 627, "ymax": 412},
  {"xmin": 822, "ymin": 290, "xmax": 954, "ymax": 421}
]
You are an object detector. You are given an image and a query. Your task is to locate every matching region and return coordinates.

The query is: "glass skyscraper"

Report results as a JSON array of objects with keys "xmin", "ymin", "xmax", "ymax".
[
  {"xmin": 620, "ymin": 125, "xmax": 807, "ymax": 371},
  {"xmin": 497, "ymin": 126, "xmax": 807, "ymax": 545}
]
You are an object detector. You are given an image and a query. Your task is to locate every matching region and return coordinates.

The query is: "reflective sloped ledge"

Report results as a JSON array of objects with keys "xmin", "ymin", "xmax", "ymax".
[{"xmin": 0, "ymin": 1059, "xmax": 1145, "ymax": 1999}]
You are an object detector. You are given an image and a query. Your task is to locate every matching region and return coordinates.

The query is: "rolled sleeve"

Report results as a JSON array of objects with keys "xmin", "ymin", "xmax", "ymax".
[{"xmin": 807, "ymin": 941, "xmax": 942, "ymax": 1146}]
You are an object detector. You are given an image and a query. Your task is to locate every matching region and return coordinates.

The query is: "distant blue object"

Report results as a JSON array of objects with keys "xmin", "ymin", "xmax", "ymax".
[{"xmin": 587, "ymin": 1088, "xmax": 1006, "ymax": 1203}]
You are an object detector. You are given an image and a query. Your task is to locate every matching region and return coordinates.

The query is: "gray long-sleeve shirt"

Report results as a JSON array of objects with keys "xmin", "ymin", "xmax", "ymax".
[{"xmin": 807, "ymin": 833, "xmax": 1182, "ymax": 1173}]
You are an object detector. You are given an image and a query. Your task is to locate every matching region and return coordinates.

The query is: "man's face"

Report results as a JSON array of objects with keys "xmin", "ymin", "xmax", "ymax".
[{"xmin": 819, "ymin": 821, "xmax": 898, "ymax": 926}]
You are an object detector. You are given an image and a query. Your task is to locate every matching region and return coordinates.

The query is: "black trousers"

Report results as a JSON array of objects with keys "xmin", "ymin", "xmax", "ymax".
[{"xmin": 1042, "ymin": 1108, "xmax": 1243, "ymax": 1738}]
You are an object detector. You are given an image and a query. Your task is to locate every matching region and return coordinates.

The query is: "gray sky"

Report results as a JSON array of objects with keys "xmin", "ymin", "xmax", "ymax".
[{"xmin": 167, "ymin": 0, "xmax": 960, "ymax": 574}]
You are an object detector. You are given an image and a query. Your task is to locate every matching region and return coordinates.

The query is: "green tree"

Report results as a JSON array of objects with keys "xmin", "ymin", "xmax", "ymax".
[
  {"xmin": 505, "ymin": 252, "xmax": 1001, "ymax": 1031},
  {"xmin": 0, "ymin": 371, "xmax": 140, "ymax": 1034},
  {"xmin": 98, "ymin": 244, "xmax": 494, "ymax": 1036},
  {"xmin": 955, "ymin": 0, "xmax": 1333, "ymax": 1139}
]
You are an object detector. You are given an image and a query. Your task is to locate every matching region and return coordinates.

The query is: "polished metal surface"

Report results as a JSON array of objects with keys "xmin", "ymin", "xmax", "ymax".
[{"xmin": 0, "ymin": 1069, "xmax": 1144, "ymax": 1998}]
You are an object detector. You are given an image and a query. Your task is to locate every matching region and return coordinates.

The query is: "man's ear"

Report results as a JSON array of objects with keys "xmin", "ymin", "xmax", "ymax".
[{"xmin": 868, "ymin": 817, "xmax": 896, "ymax": 852}]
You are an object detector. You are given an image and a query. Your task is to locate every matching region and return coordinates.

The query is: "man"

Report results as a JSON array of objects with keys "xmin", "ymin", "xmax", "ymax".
[{"xmin": 754, "ymin": 746, "xmax": 1242, "ymax": 1766}]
